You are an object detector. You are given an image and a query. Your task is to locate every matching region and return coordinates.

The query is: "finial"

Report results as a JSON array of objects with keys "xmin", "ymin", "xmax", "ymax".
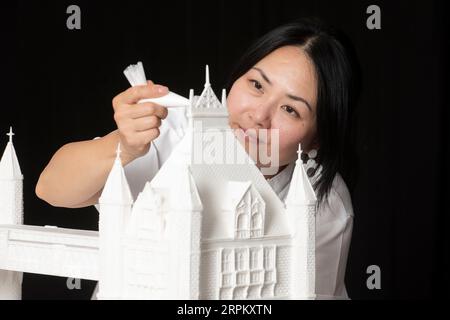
[
  {"xmin": 221, "ymin": 89, "xmax": 227, "ymax": 108},
  {"xmin": 189, "ymin": 88, "xmax": 194, "ymax": 107},
  {"xmin": 205, "ymin": 65, "xmax": 210, "ymax": 87},
  {"xmin": 296, "ymin": 143, "xmax": 303, "ymax": 163},
  {"xmin": 7, "ymin": 126, "xmax": 14, "ymax": 143},
  {"xmin": 115, "ymin": 142, "xmax": 122, "ymax": 161}
]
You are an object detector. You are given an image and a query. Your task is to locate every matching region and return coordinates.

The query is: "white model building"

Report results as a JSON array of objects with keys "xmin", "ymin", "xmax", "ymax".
[{"xmin": 0, "ymin": 67, "xmax": 317, "ymax": 300}]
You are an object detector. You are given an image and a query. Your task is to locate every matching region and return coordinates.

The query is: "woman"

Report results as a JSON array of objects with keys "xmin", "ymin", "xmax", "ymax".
[{"xmin": 36, "ymin": 18, "xmax": 359, "ymax": 299}]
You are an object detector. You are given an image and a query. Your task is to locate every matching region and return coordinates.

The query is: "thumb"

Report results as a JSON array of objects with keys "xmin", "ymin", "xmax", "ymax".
[
  {"xmin": 147, "ymin": 83, "xmax": 169, "ymax": 98},
  {"xmin": 127, "ymin": 83, "xmax": 169, "ymax": 102}
]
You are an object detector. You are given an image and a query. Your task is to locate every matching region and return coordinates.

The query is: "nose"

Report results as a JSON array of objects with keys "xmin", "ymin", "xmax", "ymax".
[{"xmin": 249, "ymin": 102, "xmax": 272, "ymax": 129}]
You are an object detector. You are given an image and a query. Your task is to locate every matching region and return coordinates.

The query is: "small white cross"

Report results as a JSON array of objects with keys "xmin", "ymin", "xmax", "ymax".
[
  {"xmin": 115, "ymin": 142, "xmax": 122, "ymax": 159},
  {"xmin": 6, "ymin": 126, "xmax": 14, "ymax": 143},
  {"xmin": 296, "ymin": 143, "xmax": 302, "ymax": 156}
]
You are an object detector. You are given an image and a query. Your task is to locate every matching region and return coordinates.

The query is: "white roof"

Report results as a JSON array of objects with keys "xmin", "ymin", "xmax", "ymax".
[
  {"xmin": 134, "ymin": 182, "xmax": 161, "ymax": 210},
  {"xmin": 172, "ymin": 166, "xmax": 203, "ymax": 211},
  {"xmin": 225, "ymin": 181, "xmax": 252, "ymax": 211},
  {"xmin": 151, "ymin": 129, "xmax": 289, "ymax": 240}
]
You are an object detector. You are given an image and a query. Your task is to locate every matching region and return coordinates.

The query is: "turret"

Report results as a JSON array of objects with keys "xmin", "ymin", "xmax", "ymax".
[
  {"xmin": 285, "ymin": 144, "xmax": 317, "ymax": 299},
  {"xmin": 0, "ymin": 127, "xmax": 23, "ymax": 225},
  {"xmin": 0, "ymin": 127, "xmax": 23, "ymax": 300},
  {"xmin": 97, "ymin": 143, "xmax": 133, "ymax": 299},
  {"xmin": 167, "ymin": 165, "xmax": 203, "ymax": 299}
]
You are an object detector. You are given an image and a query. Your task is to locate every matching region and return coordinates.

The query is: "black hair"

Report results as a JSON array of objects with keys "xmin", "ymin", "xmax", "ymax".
[{"xmin": 226, "ymin": 17, "xmax": 361, "ymax": 204}]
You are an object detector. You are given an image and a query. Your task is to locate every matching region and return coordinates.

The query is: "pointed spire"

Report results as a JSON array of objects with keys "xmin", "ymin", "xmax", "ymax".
[
  {"xmin": 135, "ymin": 181, "xmax": 161, "ymax": 210},
  {"xmin": 172, "ymin": 166, "xmax": 203, "ymax": 211},
  {"xmin": 99, "ymin": 143, "xmax": 133, "ymax": 205},
  {"xmin": 285, "ymin": 143, "xmax": 317, "ymax": 206},
  {"xmin": 205, "ymin": 65, "xmax": 210, "ymax": 87},
  {"xmin": 7, "ymin": 126, "xmax": 14, "ymax": 143},
  {"xmin": 193, "ymin": 65, "xmax": 225, "ymax": 110},
  {"xmin": 221, "ymin": 89, "xmax": 227, "ymax": 109},
  {"xmin": 189, "ymin": 89, "xmax": 194, "ymax": 107},
  {"xmin": 0, "ymin": 127, "xmax": 22, "ymax": 179},
  {"xmin": 205, "ymin": 65, "xmax": 211, "ymax": 108}
]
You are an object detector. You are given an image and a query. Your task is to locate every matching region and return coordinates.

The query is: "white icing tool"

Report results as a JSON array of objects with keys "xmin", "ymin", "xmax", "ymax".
[{"xmin": 123, "ymin": 61, "xmax": 190, "ymax": 108}]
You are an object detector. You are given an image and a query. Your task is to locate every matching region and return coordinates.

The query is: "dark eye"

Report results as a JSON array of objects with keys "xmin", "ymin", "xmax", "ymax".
[
  {"xmin": 282, "ymin": 105, "xmax": 300, "ymax": 118},
  {"xmin": 250, "ymin": 79, "xmax": 263, "ymax": 91}
]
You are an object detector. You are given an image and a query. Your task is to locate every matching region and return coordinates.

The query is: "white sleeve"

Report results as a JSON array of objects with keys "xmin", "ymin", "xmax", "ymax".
[
  {"xmin": 123, "ymin": 107, "xmax": 187, "ymax": 199},
  {"xmin": 124, "ymin": 108, "xmax": 187, "ymax": 200},
  {"xmin": 315, "ymin": 177, "xmax": 354, "ymax": 300},
  {"xmin": 92, "ymin": 141, "xmax": 160, "ymax": 214},
  {"xmin": 93, "ymin": 107, "xmax": 187, "ymax": 212},
  {"xmin": 122, "ymin": 143, "xmax": 160, "ymax": 200}
]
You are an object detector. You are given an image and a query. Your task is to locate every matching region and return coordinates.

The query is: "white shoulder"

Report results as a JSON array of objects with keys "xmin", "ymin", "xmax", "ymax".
[
  {"xmin": 320, "ymin": 173, "xmax": 354, "ymax": 220},
  {"xmin": 315, "ymin": 173, "xmax": 354, "ymax": 298}
]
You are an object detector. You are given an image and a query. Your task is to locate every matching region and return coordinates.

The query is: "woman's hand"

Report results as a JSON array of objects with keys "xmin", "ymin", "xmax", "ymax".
[{"xmin": 112, "ymin": 80, "xmax": 169, "ymax": 161}]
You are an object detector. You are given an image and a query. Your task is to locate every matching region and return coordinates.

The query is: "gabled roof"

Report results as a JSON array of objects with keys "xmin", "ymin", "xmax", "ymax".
[
  {"xmin": 134, "ymin": 182, "xmax": 161, "ymax": 210},
  {"xmin": 225, "ymin": 181, "xmax": 252, "ymax": 211},
  {"xmin": 151, "ymin": 129, "xmax": 289, "ymax": 240},
  {"xmin": 125, "ymin": 182, "xmax": 162, "ymax": 237},
  {"xmin": 224, "ymin": 181, "xmax": 265, "ymax": 212},
  {"xmin": 147, "ymin": 66, "xmax": 292, "ymax": 239},
  {"xmin": 172, "ymin": 166, "xmax": 203, "ymax": 211}
]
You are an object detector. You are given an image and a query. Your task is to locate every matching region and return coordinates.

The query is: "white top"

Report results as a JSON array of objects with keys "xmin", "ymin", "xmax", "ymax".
[{"xmin": 104, "ymin": 107, "xmax": 354, "ymax": 300}]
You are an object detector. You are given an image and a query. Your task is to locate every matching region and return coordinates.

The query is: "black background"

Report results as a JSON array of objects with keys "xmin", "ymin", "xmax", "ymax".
[{"xmin": 0, "ymin": 0, "xmax": 448, "ymax": 299}]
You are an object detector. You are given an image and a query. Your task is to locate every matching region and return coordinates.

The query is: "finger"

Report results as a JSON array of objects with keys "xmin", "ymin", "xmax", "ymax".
[
  {"xmin": 128, "ymin": 83, "xmax": 169, "ymax": 102},
  {"xmin": 128, "ymin": 103, "xmax": 168, "ymax": 120},
  {"xmin": 132, "ymin": 116, "xmax": 162, "ymax": 132},
  {"xmin": 134, "ymin": 128, "xmax": 161, "ymax": 145},
  {"xmin": 116, "ymin": 83, "xmax": 169, "ymax": 105}
]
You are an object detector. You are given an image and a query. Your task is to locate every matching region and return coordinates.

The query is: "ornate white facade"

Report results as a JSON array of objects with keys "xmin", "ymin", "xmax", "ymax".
[{"xmin": 0, "ymin": 67, "xmax": 317, "ymax": 300}]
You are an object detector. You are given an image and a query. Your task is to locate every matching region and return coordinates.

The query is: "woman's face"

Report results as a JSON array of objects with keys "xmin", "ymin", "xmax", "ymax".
[{"xmin": 227, "ymin": 45, "xmax": 318, "ymax": 171}]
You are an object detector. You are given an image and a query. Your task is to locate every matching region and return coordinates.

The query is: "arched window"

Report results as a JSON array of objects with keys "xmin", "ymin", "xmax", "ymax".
[
  {"xmin": 222, "ymin": 250, "xmax": 232, "ymax": 272},
  {"xmin": 236, "ymin": 251, "xmax": 245, "ymax": 271},
  {"xmin": 250, "ymin": 248, "xmax": 261, "ymax": 270},
  {"xmin": 237, "ymin": 214, "xmax": 247, "ymax": 229},
  {"xmin": 236, "ymin": 213, "xmax": 249, "ymax": 239},
  {"xmin": 251, "ymin": 213, "xmax": 260, "ymax": 229},
  {"xmin": 264, "ymin": 247, "xmax": 274, "ymax": 269},
  {"xmin": 250, "ymin": 197, "xmax": 264, "ymax": 238}
]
